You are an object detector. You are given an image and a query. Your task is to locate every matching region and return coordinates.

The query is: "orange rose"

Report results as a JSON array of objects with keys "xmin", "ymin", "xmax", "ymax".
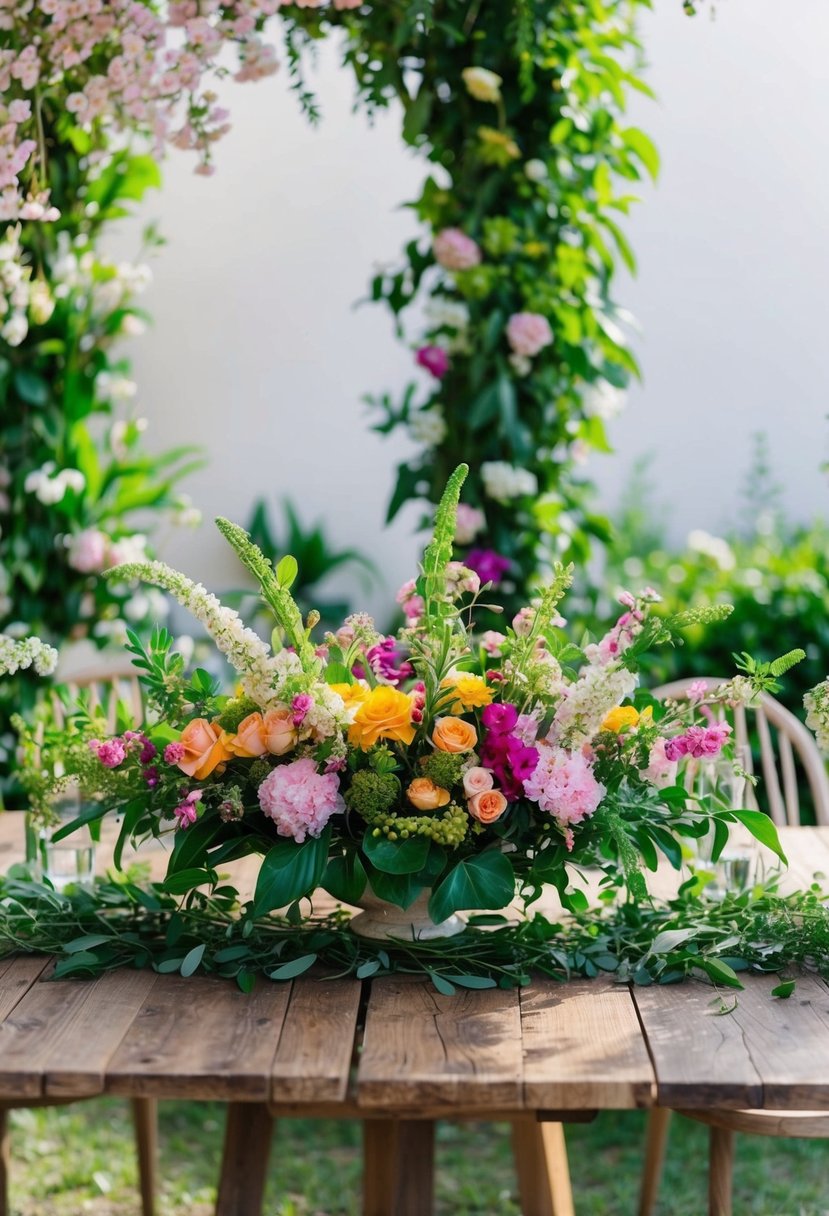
[
  {"xmin": 177, "ymin": 718, "xmax": 232, "ymax": 780},
  {"xmin": 468, "ymin": 789, "xmax": 508, "ymax": 824},
  {"xmin": 348, "ymin": 686, "xmax": 415, "ymax": 750},
  {"xmin": 432, "ymin": 716, "xmax": 477, "ymax": 754},
  {"xmin": 263, "ymin": 707, "xmax": 298, "ymax": 756},
  {"xmin": 224, "ymin": 711, "xmax": 268, "ymax": 758},
  {"xmin": 407, "ymin": 777, "xmax": 451, "ymax": 811}
]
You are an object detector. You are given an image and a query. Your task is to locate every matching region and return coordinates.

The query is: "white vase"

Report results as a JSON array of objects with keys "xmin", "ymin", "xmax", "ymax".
[{"xmin": 350, "ymin": 889, "xmax": 465, "ymax": 941}]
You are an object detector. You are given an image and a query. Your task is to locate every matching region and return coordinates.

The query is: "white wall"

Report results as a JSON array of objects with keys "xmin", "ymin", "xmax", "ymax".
[{"xmin": 118, "ymin": 0, "xmax": 829, "ymax": 616}]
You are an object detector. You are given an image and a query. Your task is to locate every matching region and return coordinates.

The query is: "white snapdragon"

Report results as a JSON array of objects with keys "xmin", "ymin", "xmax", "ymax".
[
  {"xmin": 481, "ymin": 461, "xmax": 538, "ymax": 502},
  {"xmin": 0, "ymin": 634, "xmax": 59, "ymax": 677},
  {"xmin": 805, "ymin": 679, "xmax": 829, "ymax": 754},
  {"xmin": 410, "ymin": 406, "xmax": 448, "ymax": 447}
]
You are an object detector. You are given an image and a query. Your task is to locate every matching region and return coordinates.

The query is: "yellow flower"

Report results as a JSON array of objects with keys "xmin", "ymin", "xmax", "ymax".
[
  {"xmin": 601, "ymin": 705, "xmax": 653, "ymax": 733},
  {"xmin": 441, "ymin": 674, "xmax": 494, "ymax": 713},
  {"xmin": 330, "ymin": 682, "xmax": 370, "ymax": 711},
  {"xmin": 348, "ymin": 685, "xmax": 416, "ymax": 750},
  {"xmin": 462, "ymin": 66, "xmax": 503, "ymax": 103}
]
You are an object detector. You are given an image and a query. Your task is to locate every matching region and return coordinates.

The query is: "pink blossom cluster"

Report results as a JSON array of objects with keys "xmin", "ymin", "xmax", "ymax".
[
  {"xmin": 480, "ymin": 702, "xmax": 539, "ymax": 800},
  {"xmin": 173, "ymin": 789, "xmax": 202, "ymax": 829},
  {"xmin": 395, "ymin": 578, "xmax": 425, "ymax": 624},
  {"xmin": 506, "ymin": 312, "xmax": 553, "ymax": 358},
  {"xmin": 258, "ymin": 757, "xmax": 344, "ymax": 843},
  {"xmin": 522, "ymin": 745, "xmax": 606, "ymax": 827},
  {"xmin": 0, "ymin": 0, "xmax": 284, "ymax": 220},
  {"xmin": 663, "ymin": 721, "xmax": 732, "ymax": 762},
  {"xmin": 583, "ymin": 593, "xmax": 645, "ymax": 667},
  {"xmin": 432, "ymin": 227, "xmax": 482, "ymax": 272},
  {"xmin": 90, "ymin": 729, "xmax": 158, "ymax": 783},
  {"xmin": 366, "ymin": 637, "xmax": 413, "ymax": 687}
]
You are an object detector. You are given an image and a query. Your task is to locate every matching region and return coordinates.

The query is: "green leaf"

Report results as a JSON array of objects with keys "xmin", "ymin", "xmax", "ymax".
[
  {"xmin": 275, "ymin": 554, "xmax": 298, "ymax": 589},
  {"xmin": 167, "ymin": 816, "xmax": 224, "ymax": 875},
  {"xmin": 428, "ymin": 851, "xmax": 515, "ymax": 922},
  {"xmin": 323, "ymin": 851, "xmax": 367, "ymax": 904},
  {"xmin": 180, "ymin": 944, "xmax": 206, "ymax": 978},
  {"xmin": 731, "ymin": 811, "xmax": 787, "ymax": 864},
  {"xmin": 649, "ymin": 928, "xmax": 696, "ymax": 955},
  {"xmin": 162, "ymin": 868, "xmax": 215, "ymax": 895},
  {"xmin": 50, "ymin": 801, "xmax": 109, "ymax": 844},
  {"xmin": 771, "ymin": 979, "xmax": 796, "ymax": 999},
  {"xmin": 622, "ymin": 127, "xmax": 660, "ymax": 181},
  {"xmin": 695, "ymin": 958, "xmax": 744, "ymax": 990},
  {"xmin": 62, "ymin": 935, "xmax": 112, "ymax": 954},
  {"xmin": 427, "ymin": 971, "xmax": 456, "ymax": 996},
  {"xmin": 367, "ymin": 869, "xmax": 424, "ymax": 910},
  {"xmin": 267, "ymin": 954, "xmax": 317, "ymax": 980},
  {"xmin": 13, "ymin": 369, "xmax": 49, "ymax": 406},
  {"xmin": 362, "ymin": 831, "xmax": 431, "ymax": 875},
  {"xmin": 442, "ymin": 974, "xmax": 497, "ymax": 989},
  {"xmin": 251, "ymin": 831, "xmax": 330, "ymax": 918}
]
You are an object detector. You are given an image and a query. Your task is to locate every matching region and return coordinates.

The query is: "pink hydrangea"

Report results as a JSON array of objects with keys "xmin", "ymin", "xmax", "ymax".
[
  {"xmin": 258, "ymin": 758, "xmax": 344, "ymax": 844},
  {"xmin": 506, "ymin": 312, "xmax": 554, "ymax": 358},
  {"xmin": 415, "ymin": 345, "xmax": 450, "ymax": 379},
  {"xmin": 432, "ymin": 228, "xmax": 482, "ymax": 271},
  {"xmin": 523, "ymin": 745, "xmax": 606, "ymax": 826}
]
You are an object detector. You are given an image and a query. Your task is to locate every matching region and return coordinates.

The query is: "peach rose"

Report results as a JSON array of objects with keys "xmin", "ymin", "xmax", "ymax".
[
  {"xmin": 462, "ymin": 766, "xmax": 494, "ymax": 798},
  {"xmin": 263, "ymin": 707, "xmax": 298, "ymax": 756},
  {"xmin": 177, "ymin": 718, "xmax": 232, "ymax": 781},
  {"xmin": 407, "ymin": 777, "xmax": 451, "ymax": 811},
  {"xmin": 224, "ymin": 711, "xmax": 268, "ymax": 758},
  {"xmin": 468, "ymin": 789, "xmax": 508, "ymax": 824},
  {"xmin": 432, "ymin": 716, "xmax": 477, "ymax": 753}
]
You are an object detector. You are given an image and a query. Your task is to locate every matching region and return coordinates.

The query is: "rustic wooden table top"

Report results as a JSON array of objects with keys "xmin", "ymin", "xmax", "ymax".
[{"xmin": 0, "ymin": 816, "xmax": 828, "ymax": 1116}]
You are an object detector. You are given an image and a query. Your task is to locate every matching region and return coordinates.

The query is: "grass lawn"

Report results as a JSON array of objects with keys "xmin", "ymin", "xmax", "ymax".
[{"xmin": 7, "ymin": 1100, "xmax": 829, "ymax": 1214}]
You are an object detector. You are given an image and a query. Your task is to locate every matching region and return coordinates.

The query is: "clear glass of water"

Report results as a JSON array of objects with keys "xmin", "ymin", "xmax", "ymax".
[{"xmin": 28, "ymin": 784, "xmax": 97, "ymax": 893}]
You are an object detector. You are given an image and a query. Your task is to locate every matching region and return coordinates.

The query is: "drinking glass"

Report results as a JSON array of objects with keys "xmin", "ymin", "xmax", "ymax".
[{"xmin": 26, "ymin": 783, "xmax": 97, "ymax": 893}]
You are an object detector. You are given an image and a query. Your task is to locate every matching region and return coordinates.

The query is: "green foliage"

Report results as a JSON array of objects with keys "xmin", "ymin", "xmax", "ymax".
[
  {"xmin": 343, "ymin": 770, "xmax": 401, "ymax": 821},
  {"xmin": 419, "ymin": 751, "xmax": 467, "ymax": 790}
]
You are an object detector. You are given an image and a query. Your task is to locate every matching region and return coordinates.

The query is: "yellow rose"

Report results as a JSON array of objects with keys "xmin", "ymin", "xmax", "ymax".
[
  {"xmin": 348, "ymin": 686, "xmax": 416, "ymax": 750},
  {"xmin": 407, "ymin": 777, "xmax": 451, "ymax": 811},
  {"xmin": 441, "ymin": 674, "xmax": 494, "ymax": 713},
  {"xmin": 432, "ymin": 716, "xmax": 478, "ymax": 754},
  {"xmin": 329, "ymin": 682, "xmax": 370, "ymax": 715},
  {"xmin": 601, "ymin": 705, "xmax": 653, "ymax": 734}
]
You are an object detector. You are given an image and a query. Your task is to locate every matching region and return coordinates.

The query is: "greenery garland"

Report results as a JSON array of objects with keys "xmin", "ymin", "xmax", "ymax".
[{"xmin": 1, "ymin": 866, "xmax": 824, "ymax": 999}]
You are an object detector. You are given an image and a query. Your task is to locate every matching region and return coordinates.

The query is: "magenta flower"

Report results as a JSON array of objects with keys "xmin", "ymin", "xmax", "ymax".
[
  {"xmin": 90, "ymin": 738, "xmax": 126, "ymax": 769},
  {"xmin": 466, "ymin": 548, "xmax": 511, "ymax": 587},
  {"xmin": 291, "ymin": 693, "xmax": 314, "ymax": 727},
  {"xmin": 481, "ymin": 703, "xmax": 519, "ymax": 735},
  {"xmin": 416, "ymin": 345, "xmax": 450, "ymax": 379},
  {"xmin": 164, "ymin": 742, "xmax": 185, "ymax": 764},
  {"xmin": 366, "ymin": 637, "xmax": 414, "ymax": 686},
  {"xmin": 173, "ymin": 791, "xmax": 201, "ymax": 829}
]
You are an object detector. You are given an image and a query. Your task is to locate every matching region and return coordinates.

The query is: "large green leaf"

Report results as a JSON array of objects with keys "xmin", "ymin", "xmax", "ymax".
[
  {"xmin": 428, "ymin": 852, "xmax": 515, "ymax": 922},
  {"xmin": 324, "ymin": 850, "xmax": 367, "ymax": 904},
  {"xmin": 368, "ymin": 869, "xmax": 424, "ymax": 910},
  {"xmin": 362, "ymin": 831, "xmax": 431, "ymax": 874},
  {"xmin": 251, "ymin": 830, "xmax": 330, "ymax": 918},
  {"xmin": 167, "ymin": 815, "xmax": 224, "ymax": 875},
  {"xmin": 730, "ymin": 810, "xmax": 787, "ymax": 864}
]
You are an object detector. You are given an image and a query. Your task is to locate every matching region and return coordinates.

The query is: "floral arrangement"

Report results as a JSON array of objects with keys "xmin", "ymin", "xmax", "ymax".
[{"xmin": 35, "ymin": 466, "xmax": 788, "ymax": 933}]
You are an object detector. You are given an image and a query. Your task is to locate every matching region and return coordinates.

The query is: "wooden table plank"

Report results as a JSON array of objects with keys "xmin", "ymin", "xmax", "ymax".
[
  {"xmin": 0, "ymin": 957, "xmax": 50, "ymax": 1025},
  {"xmin": 521, "ymin": 978, "xmax": 655, "ymax": 1110},
  {"xmin": 270, "ymin": 975, "xmax": 361, "ymax": 1105},
  {"xmin": 633, "ymin": 972, "xmax": 829, "ymax": 1111},
  {"xmin": 105, "ymin": 974, "xmax": 292, "ymax": 1100},
  {"xmin": 357, "ymin": 976, "xmax": 523, "ymax": 1110}
]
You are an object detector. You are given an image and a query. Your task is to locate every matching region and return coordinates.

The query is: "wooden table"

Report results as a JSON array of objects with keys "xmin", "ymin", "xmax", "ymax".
[{"xmin": 1, "ymin": 820, "xmax": 829, "ymax": 1216}]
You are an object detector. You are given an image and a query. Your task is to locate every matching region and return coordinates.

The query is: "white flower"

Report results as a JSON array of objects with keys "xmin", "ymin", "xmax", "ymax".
[
  {"xmin": 687, "ymin": 530, "xmax": 736, "ymax": 571},
  {"xmin": 120, "ymin": 314, "xmax": 146, "ymax": 337},
  {"xmin": 508, "ymin": 353, "xmax": 532, "ymax": 378},
  {"xmin": 582, "ymin": 379, "xmax": 626, "ymax": 420},
  {"xmin": 525, "ymin": 159, "xmax": 548, "ymax": 183},
  {"xmin": 805, "ymin": 679, "xmax": 829, "ymax": 754},
  {"xmin": 0, "ymin": 633, "xmax": 59, "ymax": 677},
  {"xmin": 481, "ymin": 461, "xmax": 538, "ymax": 502},
  {"xmin": 1, "ymin": 313, "xmax": 27, "ymax": 346},
  {"xmin": 172, "ymin": 634, "xmax": 195, "ymax": 666},
  {"xmin": 424, "ymin": 299, "xmax": 470, "ymax": 332},
  {"xmin": 107, "ymin": 534, "xmax": 148, "ymax": 567},
  {"xmin": 410, "ymin": 406, "xmax": 448, "ymax": 447},
  {"xmin": 97, "ymin": 372, "xmax": 138, "ymax": 402},
  {"xmin": 462, "ymin": 67, "xmax": 502, "ymax": 103}
]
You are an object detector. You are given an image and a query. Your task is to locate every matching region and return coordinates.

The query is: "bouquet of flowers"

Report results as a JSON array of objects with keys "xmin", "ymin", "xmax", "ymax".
[{"xmin": 41, "ymin": 466, "xmax": 788, "ymax": 933}]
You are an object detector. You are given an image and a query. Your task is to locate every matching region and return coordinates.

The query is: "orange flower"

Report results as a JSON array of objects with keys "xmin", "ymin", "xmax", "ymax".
[
  {"xmin": 263, "ymin": 707, "xmax": 298, "ymax": 756},
  {"xmin": 224, "ymin": 711, "xmax": 268, "ymax": 758},
  {"xmin": 440, "ymin": 674, "xmax": 494, "ymax": 713},
  {"xmin": 407, "ymin": 777, "xmax": 451, "ymax": 811},
  {"xmin": 177, "ymin": 718, "xmax": 232, "ymax": 780},
  {"xmin": 348, "ymin": 685, "xmax": 415, "ymax": 750},
  {"xmin": 432, "ymin": 716, "xmax": 477, "ymax": 753},
  {"xmin": 468, "ymin": 789, "xmax": 508, "ymax": 824}
]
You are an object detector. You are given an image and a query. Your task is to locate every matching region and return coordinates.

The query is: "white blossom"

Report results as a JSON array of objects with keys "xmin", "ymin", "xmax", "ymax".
[{"xmin": 481, "ymin": 461, "xmax": 538, "ymax": 502}]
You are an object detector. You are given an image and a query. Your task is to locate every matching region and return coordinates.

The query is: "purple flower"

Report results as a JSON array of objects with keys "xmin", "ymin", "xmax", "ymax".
[
  {"xmin": 291, "ymin": 693, "xmax": 314, "ymax": 727},
  {"xmin": 366, "ymin": 637, "xmax": 413, "ymax": 686},
  {"xmin": 415, "ymin": 345, "xmax": 450, "ymax": 379},
  {"xmin": 139, "ymin": 737, "xmax": 157, "ymax": 764},
  {"xmin": 481, "ymin": 703, "xmax": 518, "ymax": 735},
  {"xmin": 143, "ymin": 766, "xmax": 159, "ymax": 788},
  {"xmin": 465, "ymin": 548, "xmax": 511, "ymax": 587}
]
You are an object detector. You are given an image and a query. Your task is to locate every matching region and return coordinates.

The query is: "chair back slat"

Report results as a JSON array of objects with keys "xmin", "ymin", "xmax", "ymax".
[
  {"xmin": 653, "ymin": 677, "xmax": 829, "ymax": 826},
  {"xmin": 32, "ymin": 665, "xmax": 145, "ymax": 771},
  {"xmin": 755, "ymin": 708, "xmax": 786, "ymax": 827}
]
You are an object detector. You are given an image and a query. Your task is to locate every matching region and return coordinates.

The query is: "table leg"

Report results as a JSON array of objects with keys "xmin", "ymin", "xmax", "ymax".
[
  {"xmin": 511, "ymin": 1117, "xmax": 574, "ymax": 1216},
  {"xmin": 0, "ymin": 1107, "xmax": 9, "ymax": 1216},
  {"xmin": 363, "ymin": 1118, "xmax": 435, "ymax": 1216},
  {"xmin": 215, "ymin": 1102, "xmax": 274, "ymax": 1216}
]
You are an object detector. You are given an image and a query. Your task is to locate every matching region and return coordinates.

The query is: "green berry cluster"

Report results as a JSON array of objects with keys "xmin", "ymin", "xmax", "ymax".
[
  {"xmin": 345, "ymin": 770, "xmax": 401, "ymax": 822},
  {"xmin": 369, "ymin": 803, "xmax": 468, "ymax": 848},
  {"xmin": 419, "ymin": 752, "xmax": 466, "ymax": 790},
  {"xmin": 216, "ymin": 696, "xmax": 261, "ymax": 732}
]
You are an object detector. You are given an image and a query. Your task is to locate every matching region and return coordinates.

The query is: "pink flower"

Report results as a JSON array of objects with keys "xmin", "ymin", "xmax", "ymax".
[
  {"xmin": 462, "ymin": 766, "xmax": 495, "ymax": 798},
  {"xmin": 687, "ymin": 679, "xmax": 709, "ymax": 704},
  {"xmin": 481, "ymin": 630, "xmax": 506, "ymax": 657},
  {"xmin": 664, "ymin": 721, "xmax": 732, "ymax": 762},
  {"xmin": 395, "ymin": 579, "xmax": 425, "ymax": 622},
  {"xmin": 258, "ymin": 758, "xmax": 344, "ymax": 844},
  {"xmin": 90, "ymin": 738, "xmax": 126, "ymax": 768},
  {"xmin": 173, "ymin": 790, "xmax": 201, "ymax": 829},
  {"xmin": 454, "ymin": 503, "xmax": 486, "ymax": 545},
  {"xmin": 523, "ymin": 745, "xmax": 606, "ymax": 826},
  {"xmin": 66, "ymin": 528, "xmax": 108, "ymax": 574},
  {"xmin": 433, "ymin": 228, "xmax": 482, "ymax": 271},
  {"xmin": 291, "ymin": 693, "xmax": 313, "ymax": 727},
  {"xmin": 164, "ymin": 742, "xmax": 186, "ymax": 764},
  {"xmin": 416, "ymin": 345, "xmax": 450, "ymax": 379},
  {"xmin": 506, "ymin": 312, "xmax": 554, "ymax": 358}
]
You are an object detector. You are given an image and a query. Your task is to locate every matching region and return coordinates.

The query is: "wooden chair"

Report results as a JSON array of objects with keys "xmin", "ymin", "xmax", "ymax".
[
  {"xmin": 638, "ymin": 677, "xmax": 829, "ymax": 1216},
  {"xmin": 5, "ymin": 662, "xmax": 157, "ymax": 1216}
]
